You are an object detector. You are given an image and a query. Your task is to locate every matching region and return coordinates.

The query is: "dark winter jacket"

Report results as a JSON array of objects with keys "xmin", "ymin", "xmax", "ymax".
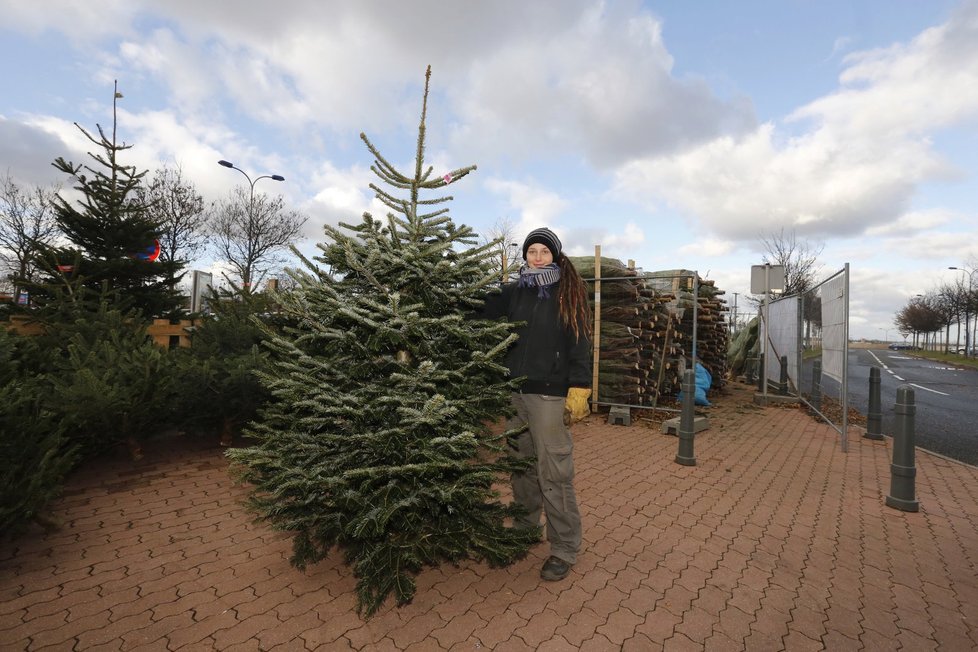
[{"xmin": 481, "ymin": 281, "xmax": 592, "ymax": 397}]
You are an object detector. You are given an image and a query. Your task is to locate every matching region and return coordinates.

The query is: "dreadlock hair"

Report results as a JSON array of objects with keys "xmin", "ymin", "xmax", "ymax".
[{"xmin": 556, "ymin": 253, "xmax": 593, "ymax": 343}]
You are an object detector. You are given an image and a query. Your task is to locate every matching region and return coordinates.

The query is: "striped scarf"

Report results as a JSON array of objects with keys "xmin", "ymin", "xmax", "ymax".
[{"xmin": 516, "ymin": 263, "xmax": 561, "ymax": 298}]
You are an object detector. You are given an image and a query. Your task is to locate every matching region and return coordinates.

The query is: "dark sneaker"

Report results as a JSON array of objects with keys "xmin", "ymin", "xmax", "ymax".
[{"xmin": 540, "ymin": 556, "xmax": 571, "ymax": 581}]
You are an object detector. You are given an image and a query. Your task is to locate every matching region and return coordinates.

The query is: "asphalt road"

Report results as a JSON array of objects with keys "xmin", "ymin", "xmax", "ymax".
[{"xmin": 809, "ymin": 349, "xmax": 978, "ymax": 466}]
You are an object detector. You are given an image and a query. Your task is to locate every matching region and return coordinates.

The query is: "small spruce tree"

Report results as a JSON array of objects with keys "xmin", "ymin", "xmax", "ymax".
[
  {"xmin": 28, "ymin": 81, "xmax": 183, "ymax": 320},
  {"xmin": 0, "ymin": 328, "xmax": 78, "ymax": 538},
  {"xmin": 228, "ymin": 67, "xmax": 537, "ymax": 616}
]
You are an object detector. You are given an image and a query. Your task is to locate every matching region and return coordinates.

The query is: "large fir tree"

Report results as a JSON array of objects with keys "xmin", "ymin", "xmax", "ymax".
[
  {"xmin": 29, "ymin": 82, "xmax": 183, "ymax": 319},
  {"xmin": 228, "ymin": 67, "xmax": 538, "ymax": 616}
]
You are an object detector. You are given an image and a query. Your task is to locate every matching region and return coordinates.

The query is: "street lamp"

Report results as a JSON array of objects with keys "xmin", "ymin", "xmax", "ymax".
[
  {"xmin": 949, "ymin": 266, "xmax": 976, "ymax": 355},
  {"xmin": 217, "ymin": 159, "xmax": 285, "ymax": 290},
  {"xmin": 500, "ymin": 241, "xmax": 518, "ymax": 282}
]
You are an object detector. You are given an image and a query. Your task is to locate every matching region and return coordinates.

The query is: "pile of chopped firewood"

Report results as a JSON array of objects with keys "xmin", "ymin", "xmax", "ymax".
[{"xmin": 569, "ymin": 257, "xmax": 729, "ymax": 407}]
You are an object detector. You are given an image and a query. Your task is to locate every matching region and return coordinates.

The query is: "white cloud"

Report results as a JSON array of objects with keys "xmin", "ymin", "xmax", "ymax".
[
  {"xmin": 301, "ymin": 161, "xmax": 382, "ymax": 239},
  {"xmin": 613, "ymin": 1, "xmax": 978, "ymax": 243},
  {"xmin": 0, "ymin": 0, "xmax": 135, "ymax": 41},
  {"xmin": 864, "ymin": 208, "xmax": 955, "ymax": 237},
  {"xmin": 678, "ymin": 238, "xmax": 735, "ymax": 257},
  {"xmin": 484, "ymin": 177, "xmax": 568, "ymax": 235}
]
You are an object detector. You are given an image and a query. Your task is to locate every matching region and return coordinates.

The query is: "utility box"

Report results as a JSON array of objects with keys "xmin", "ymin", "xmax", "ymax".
[{"xmin": 608, "ymin": 406, "xmax": 631, "ymax": 426}]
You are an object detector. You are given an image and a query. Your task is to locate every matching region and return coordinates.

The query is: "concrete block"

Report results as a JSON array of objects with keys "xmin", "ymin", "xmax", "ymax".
[
  {"xmin": 608, "ymin": 406, "xmax": 631, "ymax": 426},
  {"xmin": 661, "ymin": 416, "xmax": 709, "ymax": 436}
]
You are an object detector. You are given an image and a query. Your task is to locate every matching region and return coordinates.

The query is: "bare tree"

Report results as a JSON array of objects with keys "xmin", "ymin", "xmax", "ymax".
[
  {"xmin": 135, "ymin": 164, "xmax": 209, "ymax": 285},
  {"xmin": 209, "ymin": 187, "xmax": 306, "ymax": 291},
  {"xmin": 754, "ymin": 228, "xmax": 824, "ymax": 346},
  {"xmin": 759, "ymin": 228, "xmax": 824, "ymax": 296},
  {"xmin": 0, "ymin": 173, "xmax": 60, "ymax": 303},
  {"xmin": 479, "ymin": 216, "xmax": 521, "ymax": 282},
  {"xmin": 895, "ymin": 295, "xmax": 943, "ymax": 348},
  {"xmin": 935, "ymin": 282, "xmax": 962, "ymax": 352}
]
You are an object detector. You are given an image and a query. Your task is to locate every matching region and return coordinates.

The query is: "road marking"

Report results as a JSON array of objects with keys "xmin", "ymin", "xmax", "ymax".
[
  {"xmin": 909, "ymin": 383, "xmax": 949, "ymax": 396},
  {"xmin": 894, "ymin": 375, "xmax": 905, "ymax": 381}
]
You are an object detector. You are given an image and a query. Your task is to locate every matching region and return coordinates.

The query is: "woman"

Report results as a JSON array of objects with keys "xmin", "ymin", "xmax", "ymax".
[{"xmin": 482, "ymin": 227, "xmax": 593, "ymax": 581}]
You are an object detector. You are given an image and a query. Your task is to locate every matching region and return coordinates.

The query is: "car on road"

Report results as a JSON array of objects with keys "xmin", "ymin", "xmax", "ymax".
[
  {"xmin": 954, "ymin": 346, "xmax": 977, "ymax": 355},
  {"xmin": 888, "ymin": 342, "xmax": 917, "ymax": 351}
]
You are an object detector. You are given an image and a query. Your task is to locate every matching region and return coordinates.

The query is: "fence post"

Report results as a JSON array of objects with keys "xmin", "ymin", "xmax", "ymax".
[
  {"xmin": 885, "ymin": 385, "xmax": 919, "ymax": 512},
  {"xmin": 675, "ymin": 369, "xmax": 697, "ymax": 466},
  {"xmin": 864, "ymin": 367, "xmax": 884, "ymax": 440}
]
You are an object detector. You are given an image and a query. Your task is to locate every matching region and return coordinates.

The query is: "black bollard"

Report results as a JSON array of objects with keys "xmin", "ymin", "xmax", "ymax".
[
  {"xmin": 885, "ymin": 385, "xmax": 919, "ymax": 512},
  {"xmin": 675, "ymin": 369, "xmax": 697, "ymax": 466},
  {"xmin": 811, "ymin": 359, "xmax": 822, "ymax": 412},
  {"xmin": 757, "ymin": 353, "xmax": 765, "ymax": 393},
  {"xmin": 779, "ymin": 355, "xmax": 789, "ymax": 395},
  {"xmin": 864, "ymin": 367, "xmax": 884, "ymax": 440}
]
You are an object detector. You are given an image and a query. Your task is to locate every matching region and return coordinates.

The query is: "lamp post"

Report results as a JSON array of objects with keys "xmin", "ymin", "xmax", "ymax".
[
  {"xmin": 217, "ymin": 159, "xmax": 285, "ymax": 290},
  {"xmin": 500, "ymin": 241, "xmax": 518, "ymax": 282},
  {"xmin": 879, "ymin": 327, "xmax": 889, "ymax": 345},
  {"xmin": 949, "ymin": 266, "xmax": 976, "ymax": 355}
]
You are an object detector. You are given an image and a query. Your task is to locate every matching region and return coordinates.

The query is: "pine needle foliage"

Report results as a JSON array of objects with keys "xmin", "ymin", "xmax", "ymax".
[{"xmin": 227, "ymin": 67, "xmax": 537, "ymax": 616}]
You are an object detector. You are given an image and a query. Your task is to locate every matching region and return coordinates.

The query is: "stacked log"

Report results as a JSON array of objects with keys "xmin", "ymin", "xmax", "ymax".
[
  {"xmin": 570, "ymin": 257, "xmax": 683, "ymax": 406},
  {"xmin": 645, "ymin": 271, "xmax": 730, "ymax": 386},
  {"xmin": 569, "ymin": 258, "xmax": 729, "ymax": 406}
]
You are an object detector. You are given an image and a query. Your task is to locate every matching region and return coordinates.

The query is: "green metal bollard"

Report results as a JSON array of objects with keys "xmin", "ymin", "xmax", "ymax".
[
  {"xmin": 675, "ymin": 369, "xmax": 697, "ymax": 466},
  {"xmin": 811, "ymin": 359, "xmax": 822, "ymax": 412},
  {"xmin": 885, "ymin": 385, "xmax": 919, "ymax": 512},
  {"xmin": 757, "ymin": 353, "xmax": 765, "ymax": 393},
  {"xmin": 779, "ymin": 355, "xmax": 788, "ymax": 395},
  {"xmin": 864, "ymin": 367, "xmax": 884, "ymax": 440}
]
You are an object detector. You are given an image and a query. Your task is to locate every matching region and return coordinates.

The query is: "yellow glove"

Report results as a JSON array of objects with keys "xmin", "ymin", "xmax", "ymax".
[{"xmin": 565, "ymin": 387, "xmax": 592, "ymax": 423}]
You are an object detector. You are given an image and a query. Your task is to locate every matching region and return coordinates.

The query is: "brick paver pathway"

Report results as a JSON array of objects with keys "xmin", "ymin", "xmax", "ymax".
[{"xmin": 2, "ymin": 384, "xmax": 976, "ymax": 650}]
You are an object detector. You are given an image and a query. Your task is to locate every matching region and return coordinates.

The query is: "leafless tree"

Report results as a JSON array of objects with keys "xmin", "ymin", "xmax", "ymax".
[
  {"xmin": 0, "ymin": 173, "xmax": 60, "ymax": 302},
  {"xmin": 752, "ymin": 229, "xmax": 825, "ymax": 345},
  {"xmin": 759, "ymin": 228, "xmax": 824, "ymax": 296},
  {"xmin": 896, "ymin": 295, "xmax": 943, "ymax": 348},
  {"xmin": 936, "ymin": 282, "xmax": 963, "ymax": 351},
  {"xmin": 135, "ymin": 164, "xmax": 209, "ymax": 283},
  {"xmin": 209, "ymin": 186, "xmax": 306, "ymax": 291},
  {"xmin": 479, "ymin": 216, "xmax": 521, "ymax": 282}
]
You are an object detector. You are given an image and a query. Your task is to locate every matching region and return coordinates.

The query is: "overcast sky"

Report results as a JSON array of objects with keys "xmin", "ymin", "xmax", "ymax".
[{"xmin": 2, "ymin": 0, "xmax": 977, "ymax": 340}]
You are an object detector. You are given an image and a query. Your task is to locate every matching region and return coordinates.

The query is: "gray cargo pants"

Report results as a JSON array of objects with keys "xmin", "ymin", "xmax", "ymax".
[{"xmin": 508, "ymin": 392, "xmax": 582, "ymax": 565}]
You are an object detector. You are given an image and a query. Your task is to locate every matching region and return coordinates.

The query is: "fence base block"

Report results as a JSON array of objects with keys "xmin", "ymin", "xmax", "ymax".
[
  {"xmin": 662, "ymin": 416, "xmax": 709, "ymax": 436},
  {"xmin": 607, "ymin": 406, "xmax": 631, "ymax": 426}
]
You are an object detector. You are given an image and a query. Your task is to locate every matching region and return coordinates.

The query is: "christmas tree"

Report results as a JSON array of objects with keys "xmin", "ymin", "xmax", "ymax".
[
  {"xmin": 28, "ymin": 81, "xmax": 183, "ymax": 320},
  {"xmin": 227, "ymin": 67, "xmax": 538, "ymax": 616}
]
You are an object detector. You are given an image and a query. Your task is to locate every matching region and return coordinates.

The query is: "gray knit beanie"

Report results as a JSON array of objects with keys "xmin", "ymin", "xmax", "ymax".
[{"xmin": 521, "ymin": 227, "xmax": 562, "ymax": 260}]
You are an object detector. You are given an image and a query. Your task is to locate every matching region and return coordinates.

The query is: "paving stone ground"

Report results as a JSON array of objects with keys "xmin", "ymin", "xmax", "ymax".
[{"xmin": 2, "ymin": 382, "xmax": 976, "ymax": 651}]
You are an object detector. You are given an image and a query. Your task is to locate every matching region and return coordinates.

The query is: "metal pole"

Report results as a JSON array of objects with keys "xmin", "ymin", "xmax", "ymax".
[
  {"xmin": 675, "ymin": 369, "xmax": 697, "ymax": 466},
  {"xmin": 732, "ymin": 292, "xmax": 739, "ymax": 335},
  {"xmin": 691, "ymin": 271, "xmax": 699, "ymax": 366},
  {"xmin": 886, "ymin": 385, "xmax": 919, "ymax": 512},
  {"xmin": 864, "ymin": 367, "xmax": 883, "ymax": 440},
  {"xmin": 841, "ymin": 262, "xmax": 850, "ymax": 453},
  {"xmin": 964, "ymin": 274, "xmax": 970, "ymax": 355},
  {"xmin": 762, "ymin": 264, "xmax": 770, "ymax": 398}
]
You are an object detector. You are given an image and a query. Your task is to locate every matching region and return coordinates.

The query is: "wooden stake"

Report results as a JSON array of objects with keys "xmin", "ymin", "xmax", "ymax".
[{"xmin": 591, "ymin": 245, "xmax": 601, "ymax": 410}]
